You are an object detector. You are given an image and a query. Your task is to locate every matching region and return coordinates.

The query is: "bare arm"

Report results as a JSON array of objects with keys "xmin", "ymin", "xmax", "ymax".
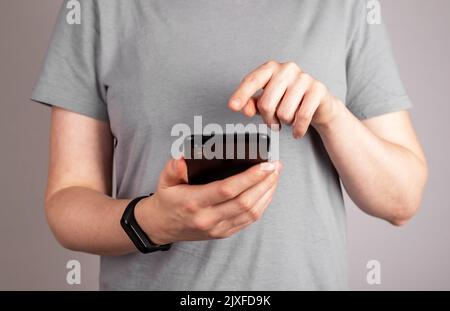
[
  {"xmin": 45, "ymin": 108, "xmax": 136, "ymax": 255},
  {"xmin": 45, "ymin": 107, "xmax": 281, "ymax": 256},
  {"xmin": 315, "ymin": 103, "xmax": 428, "ymax": 226}
]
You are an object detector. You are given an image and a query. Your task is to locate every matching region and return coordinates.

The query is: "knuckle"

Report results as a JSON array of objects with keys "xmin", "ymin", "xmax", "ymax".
[
  {"xmin": 206, "ymin": 229, "xmax": 222, "ymax": 239},
  {"xmin": 248, "ymin": 208, "xmax": 261, "ymax": 221},
  {"xmin": 237, "ymin": 197, "xmax": 252, "ymax": 211},
  {"xmin": 297, "ymin": 112, "xmax": 311, "ymax": 124},
  {"xmin": 242, "ymin": 74, "xmax": 260, "ymax": 86},
  {"xmin": 264, "ymin": 60, "xmax": 279, "ymax": 68},
  {"xmin": 219, "ymin": 184, "xmax": 234, "ymax": 198},
  {"xmin": 313, "ymin": 80, "xmax": 326, "ymax": 92},
  {"xmin": 283, "ymin": 61, "xmax": 300, "ymax": 72},
  {"xmin": 277, "ymin": 109, "xmax": 294, "ymax": 123},
  {"xmin": 257, "ymin": 100, "xmax": 272, "ymax": 113},
  {"xmin": 300, "ymin": 72, "xmax": 312, "ymax": 82},
  {"xmin": 182, "ymin": 200, "xmax": 198, "ymax": 213},
  {"xmin": 192, "ymin": 216, "xmax": 212, "ymax": 232}
]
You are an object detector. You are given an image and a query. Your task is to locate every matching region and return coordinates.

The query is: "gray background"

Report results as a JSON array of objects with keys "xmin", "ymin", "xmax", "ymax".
[{"xmin": 0, "ymin": 0, "xmax": 449, "ymax": 290}]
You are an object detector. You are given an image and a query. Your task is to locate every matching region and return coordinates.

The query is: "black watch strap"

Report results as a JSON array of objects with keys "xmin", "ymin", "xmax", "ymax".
[{"xmin": 120, "ymin": 194, "xmax": 172, "ymax": 254}]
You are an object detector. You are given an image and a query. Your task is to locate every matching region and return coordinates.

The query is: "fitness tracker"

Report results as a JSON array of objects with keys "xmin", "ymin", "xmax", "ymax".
[{"xmin": 120, "ymin": 193, "xmax": 172, "ymax": 254}]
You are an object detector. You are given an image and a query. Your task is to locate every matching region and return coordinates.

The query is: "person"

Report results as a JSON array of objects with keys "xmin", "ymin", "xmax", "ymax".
[{"xmin": 31, "ymin": 0, "xmax": 427, "ymax": 290}]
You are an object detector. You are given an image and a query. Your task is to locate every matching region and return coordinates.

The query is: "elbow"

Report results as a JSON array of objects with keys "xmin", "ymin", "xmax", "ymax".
[
  {"xmin": 389, "ymin": 208, "xmax": 416, "ymax": 227},
  {"xmin": 387, "ymin": 190, "xmax": 425, "ymax": 226},
  {"xmin": 45, "ymin": 199, "xmax": 79, "ymax": 252},
  {"xmin": 386, "ymin": 196, "xmax": 421, "ymax": 226},
  {"xmin": 47, "ymin": 222, "xmax": 79, "ymax": 252},
  {"xmin": 45, "ymin": 211, "xmax": 71, "ymax": 251},
  {"xmin": 53, "ymin": 234, "xmax": 78, "ymax": 252},
  {"xmin": 389, "ymin": 179, "xmax": 427, "ymax": 227},
  {"xmin": 390, "ymin": 159, "xmax": 428, "ymax": 227}
]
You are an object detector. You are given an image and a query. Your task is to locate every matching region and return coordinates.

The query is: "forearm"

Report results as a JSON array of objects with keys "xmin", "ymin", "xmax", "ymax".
[
  {"xmin": 45, "ymin": 186, "xmax": 138, "ymax": 256},
  {"xmin": 315, "ymin": 100, "xmax": 427, "ymax": 225}
]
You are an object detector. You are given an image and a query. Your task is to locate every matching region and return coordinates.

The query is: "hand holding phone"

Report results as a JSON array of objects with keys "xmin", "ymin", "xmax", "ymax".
[{"xmin": 135, "ymin": 157, "xmax": 282, "ymax": 245}]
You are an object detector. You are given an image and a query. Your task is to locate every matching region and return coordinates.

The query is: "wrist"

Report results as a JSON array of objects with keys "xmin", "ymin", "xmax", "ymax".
[
  {"xmin": 134, "ymin": 195, "xmax": 171, "ymax": 246},
  {"xmin": 313, "ymin": 96, "xmax": 345, "ymax": 135}
]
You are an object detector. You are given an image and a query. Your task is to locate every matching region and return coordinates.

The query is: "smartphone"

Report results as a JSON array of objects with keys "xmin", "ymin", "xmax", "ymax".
[{"xmin": 184, "ymin": 133, "xmax": 271, "ymax": 185}]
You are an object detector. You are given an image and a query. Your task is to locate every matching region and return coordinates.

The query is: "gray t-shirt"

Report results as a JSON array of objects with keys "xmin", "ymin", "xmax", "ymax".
[{"xmin": 32, "ymin": 0, "xmax": 411, "ymax": 290}]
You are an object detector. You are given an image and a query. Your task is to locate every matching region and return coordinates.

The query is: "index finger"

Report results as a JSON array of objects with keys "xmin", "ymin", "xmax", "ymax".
[
  {"xmin": 228, "ymin": 61, "xmax": 279, "ymax": 111},
  {"xmin": 192, "ymin": 161, "xmax": 282, "ymax": 206}
]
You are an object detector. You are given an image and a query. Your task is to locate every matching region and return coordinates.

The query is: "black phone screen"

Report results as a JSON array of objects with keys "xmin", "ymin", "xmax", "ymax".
[{"xmin": 184, "ymin": 133, "xmax": 270, "ymax": 185}]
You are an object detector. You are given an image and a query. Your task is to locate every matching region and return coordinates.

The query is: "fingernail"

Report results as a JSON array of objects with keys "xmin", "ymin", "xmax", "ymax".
[
  {"xmin": 276, "ymin": 161, "xmax": 283, "ymax": 172},
  {"xmin": 260, "ymin": 162, "xmax": 275, "ymax": 172},
  {"xmin": 229, "ymin": 98, "xmax": 241, "ymax": 110},
  {"xmin": 271, "ymin": 161, "xmax": 282, "ymax": 174}
]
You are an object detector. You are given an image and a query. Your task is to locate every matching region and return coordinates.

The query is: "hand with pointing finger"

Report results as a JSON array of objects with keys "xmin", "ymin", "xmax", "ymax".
[{"xmin": 228, "ymin": 60, "xmax": 340, "ymax": 138}]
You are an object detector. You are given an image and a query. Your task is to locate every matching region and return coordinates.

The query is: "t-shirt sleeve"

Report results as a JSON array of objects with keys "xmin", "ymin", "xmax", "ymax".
[
  {"xmin": 31, "ymin": 0, "xmax": 108, "ymax": 122},
  {"xmin": 345, "ymin": 4, "xmax": 411, "ymax": 120}
]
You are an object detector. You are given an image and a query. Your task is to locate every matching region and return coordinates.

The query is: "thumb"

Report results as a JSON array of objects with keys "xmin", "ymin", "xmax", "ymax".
[{"xmin": 158, "ymin": 157, "xmax": 188, "ymax": 188}]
